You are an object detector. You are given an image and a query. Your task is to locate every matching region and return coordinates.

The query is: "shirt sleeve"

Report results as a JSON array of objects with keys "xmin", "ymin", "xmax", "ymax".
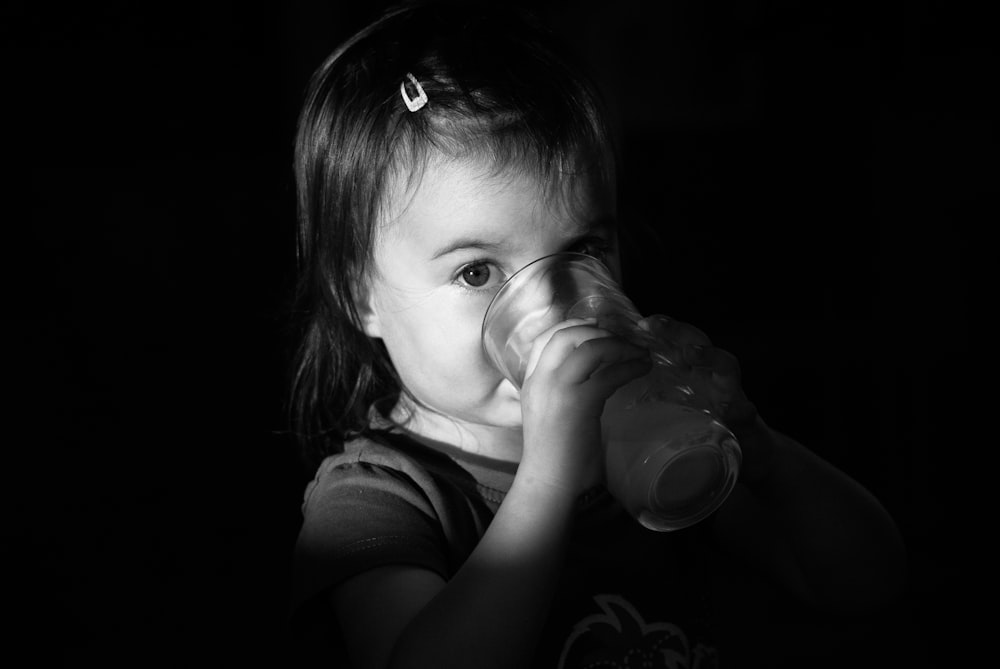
[{"xmin": 290, "ymin": 451, "xmax": 452, "ymax": 615}]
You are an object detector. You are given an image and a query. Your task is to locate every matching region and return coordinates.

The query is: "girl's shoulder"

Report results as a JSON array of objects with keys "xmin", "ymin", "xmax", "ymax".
[
  {"xmin": 291, "ymin": 433, "xmax": 454, "ymax": 621},
  {"xmin": 316, "ymin": 432, "xmax": 427, "ymax": 477},
  {"xmin": 311, "ymin": 428, "xmax": 474, "ymax": 480},
  {"xmin": 309, "ymin": 430, "xmax": 513, "ymax": 511},
  {"xmin": 292, "ymin": 432, "xmax": 494, "ymax": 612},
  {"xmin": 303, "ymin": 432, "xmax": 441, "ymax": 509}
]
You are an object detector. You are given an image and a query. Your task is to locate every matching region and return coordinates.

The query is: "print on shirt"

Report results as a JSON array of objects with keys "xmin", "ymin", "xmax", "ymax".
[{"xmin": 557, "ymin": 594, "xmax": 718, "ymax": 669}]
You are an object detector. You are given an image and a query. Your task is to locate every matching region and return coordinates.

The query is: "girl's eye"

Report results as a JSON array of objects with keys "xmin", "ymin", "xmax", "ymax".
[
  {"xmin": 571, "ymin": 238, "xmax": 611, "ymax": 261},
  {"xmin": 462, "ymin": 263, "xmax": 491, "ymax": 287},
  {"xmin": 457, "ymin": 261, "xmax": 500, "ymax": 289}
]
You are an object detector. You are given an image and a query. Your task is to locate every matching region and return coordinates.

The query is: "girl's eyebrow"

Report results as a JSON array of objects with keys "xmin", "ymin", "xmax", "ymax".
[
  {"xmin": 430, "ymin": 216, "xmax": 617, "ymax": 261},
  {"xmin": 585, "ymin": 215, "xmax": 618, "ymax": 234},
  {"xmin": 431, "ymin": 238, "xmax": 508, "ymax": 260},
  {"xmin": 565, "ymin": 215, "xmax": 619, "ymax": 241}
]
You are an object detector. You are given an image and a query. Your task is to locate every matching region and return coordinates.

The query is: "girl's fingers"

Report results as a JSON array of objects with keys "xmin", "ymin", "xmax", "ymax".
[
  {"xmin": 529, "ymin": 323, "xmax": 646, "ymax": 386},
  {"xmin": 527, "ymin": 317, "xmax": 754, "ymax": 424},
  {"xmin": 682, "ymin": 345, "xmax": 759, "ymax": 429},
  {"xmin": 723, "ymin": 396, "xmax": 758, "ymax": 432},
  {"xmin": 686, "ymin": 345, "xmax": 741, "ymax": 386},
  {"xmin": 587, "ymin": 355, "xmax": 653, "ymax": 391},
  {"xmin": 523, "ymin": 318, "xmax": 603, "ymax": 381},
  {"xmin": 639, "ymin": 315, "xmax": 712, "ymax": 351},
  {"xmin": 553, "ymin": 336, "xmax": 649, "ymax": 386},
  {"xmin": 641, "ymin": 320, "xmax": 754, "ymax": 424},
  {"xmin": 683, "ymin": 346, "xmax": 740, "ymax": 409}
]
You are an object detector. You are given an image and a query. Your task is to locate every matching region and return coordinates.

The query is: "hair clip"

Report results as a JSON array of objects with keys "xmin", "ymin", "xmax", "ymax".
[{"xmin": 400, "ymin": 72, "xmax": 428, "ymax": 112}]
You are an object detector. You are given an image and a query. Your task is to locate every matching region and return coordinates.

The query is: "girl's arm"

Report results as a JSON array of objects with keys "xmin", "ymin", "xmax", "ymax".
[
  {"xmin": 331, "ymin": 326, "xmax": 651, "ymax": 669},
  {"xmin": 710, "ymin": 416, "xmax": 907, "ymax": 614},
  {"xmin": 634, "ymin": 317, "xmax": 906, "ymax": 613},
  {"xmin": 331, "ymin": 474, "xmax": 577, "ymax": 669}
]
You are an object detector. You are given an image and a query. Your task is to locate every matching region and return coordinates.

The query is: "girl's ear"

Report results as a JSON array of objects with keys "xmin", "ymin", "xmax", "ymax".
[{"xmin": 353, "ymin": 281, "xmax": 382, "ymax": 338}]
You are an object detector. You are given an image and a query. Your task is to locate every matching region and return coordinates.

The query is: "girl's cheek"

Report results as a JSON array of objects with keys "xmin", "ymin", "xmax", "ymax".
[{"xmin": 448, "ymin": 287, "xmax": 499, "ymax": 318}]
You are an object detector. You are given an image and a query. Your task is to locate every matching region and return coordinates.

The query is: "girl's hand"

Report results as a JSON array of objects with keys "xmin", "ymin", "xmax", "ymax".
[
  {"xmin": 637, "ymin": 315, "xmax": 775, "ymax": 485},
  {"xmin": 518, "ymin": 320, "xmax": 652, "ymax": 498}
]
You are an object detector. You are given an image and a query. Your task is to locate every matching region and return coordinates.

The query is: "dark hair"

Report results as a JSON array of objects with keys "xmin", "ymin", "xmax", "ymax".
[{"xmin": 290, "ymin": 0, "xmax": 618, "ymax": 469}]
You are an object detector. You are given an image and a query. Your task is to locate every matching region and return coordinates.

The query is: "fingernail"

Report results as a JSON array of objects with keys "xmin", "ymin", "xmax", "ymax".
[{"xmin": 685, "ymin": 344, "xmax": 707, "ymax": 364}]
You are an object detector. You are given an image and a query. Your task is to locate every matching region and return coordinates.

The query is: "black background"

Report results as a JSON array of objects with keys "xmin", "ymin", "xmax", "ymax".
[{"xmin": 7, "ymin": 0, "xmax": 981, "ymax": 666}]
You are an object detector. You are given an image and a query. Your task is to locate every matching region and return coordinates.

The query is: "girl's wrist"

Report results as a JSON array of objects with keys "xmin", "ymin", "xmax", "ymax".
[
  {"xmin": 735, "ymin": 415, "xmax": 780, "ymax": 490},
  {"xmin": 508, "ymin": 455, "xmax": 591, "ymax": 514},
  {"xmin": 512, "ymin": 468, "xmax": 587, "ymax": 506}
]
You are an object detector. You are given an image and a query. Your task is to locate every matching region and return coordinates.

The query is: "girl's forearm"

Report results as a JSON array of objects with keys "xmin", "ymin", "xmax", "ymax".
[
  {"xmin": 387, "ymin": 473, "xmax": 577, "ymax": 669},
  {"xmin": 713, "ymin": 423, "xmax": 907, "ymax": 613}
]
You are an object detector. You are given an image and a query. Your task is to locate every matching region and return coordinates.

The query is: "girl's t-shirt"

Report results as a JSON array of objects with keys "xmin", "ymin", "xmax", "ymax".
[{"xmin": 291, "ymin": 430, "xmax": 723, "ymax": 669}]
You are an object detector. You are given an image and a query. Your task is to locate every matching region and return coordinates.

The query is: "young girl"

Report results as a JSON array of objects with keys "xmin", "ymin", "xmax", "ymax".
[{"xmin": 288, "ymin": 2, "xmax": 905, "ymax": 667}]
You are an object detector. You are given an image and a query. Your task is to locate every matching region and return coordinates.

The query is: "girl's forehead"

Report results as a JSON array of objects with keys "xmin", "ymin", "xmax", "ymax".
[{"xmin": 380, "ymin": 155, "xmax": 615, "ymax": 236}]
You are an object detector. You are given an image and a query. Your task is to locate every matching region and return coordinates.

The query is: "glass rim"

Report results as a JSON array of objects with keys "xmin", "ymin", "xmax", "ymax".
[{"xmin": 480, "ymin": 251, "xmax": 613, "ymax": 345}]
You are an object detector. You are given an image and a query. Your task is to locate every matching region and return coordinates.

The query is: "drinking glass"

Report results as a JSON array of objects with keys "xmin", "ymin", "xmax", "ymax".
[{"xmin": 482, "ymin": 252, "xmax": 741, "ymax": 531}]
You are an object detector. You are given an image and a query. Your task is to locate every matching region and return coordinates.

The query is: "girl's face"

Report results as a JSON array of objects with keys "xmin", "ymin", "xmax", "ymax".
[{"xmin": 358, "ymin": 156, "xmax": 618, "ymax": 461}]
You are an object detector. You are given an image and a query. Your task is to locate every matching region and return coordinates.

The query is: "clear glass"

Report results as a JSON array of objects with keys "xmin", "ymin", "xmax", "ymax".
[{"xmin": 482, "ymin": 252, "xmax": 741, "ymax": 531}]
